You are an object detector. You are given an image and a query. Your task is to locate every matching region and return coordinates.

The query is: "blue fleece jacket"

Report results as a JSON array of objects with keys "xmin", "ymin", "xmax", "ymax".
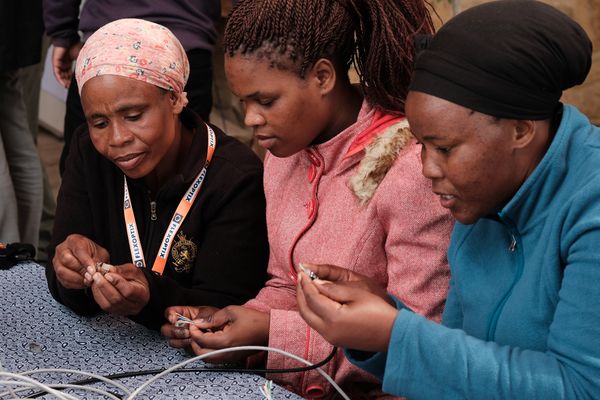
[{"xmin": 347, "ymin": 105, "xmax": 600, "ymax": 399}]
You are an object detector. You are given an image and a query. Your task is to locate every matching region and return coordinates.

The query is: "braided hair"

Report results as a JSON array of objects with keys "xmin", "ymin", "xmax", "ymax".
[{"xmin": 224, "ymin": 0, "xmax": 434, "ymax": 114}]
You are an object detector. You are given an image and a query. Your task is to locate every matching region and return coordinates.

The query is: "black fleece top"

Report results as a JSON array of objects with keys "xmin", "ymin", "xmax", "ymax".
[{"xmin": 46, "ymin": 109, "xmax": 269, "ymax": 330}]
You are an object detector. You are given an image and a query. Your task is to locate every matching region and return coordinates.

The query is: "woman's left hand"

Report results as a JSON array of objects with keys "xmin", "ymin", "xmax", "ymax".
[
  {"xmin": 300, "ymin": 263, "xmax": 395, "ymax": 306},
  {"xmin": 161, "ymin": 306, "xmax": 220, "ymax": 352},
  {"xmin": 297, "ymin": 272, "xmax": 398, "ymax": 353},
  {"xmin": 186, "ymin": 305, "xmax": 270, "ymax": 363},
  {"xmin": 85, "ymin": 263, "xmax": 150, "ymax": 316}
]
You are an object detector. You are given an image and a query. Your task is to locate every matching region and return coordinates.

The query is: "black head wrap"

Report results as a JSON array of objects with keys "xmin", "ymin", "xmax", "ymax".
[{"xmin": 409, "ymin": 0, "xmax": 592, "ymax": 120}]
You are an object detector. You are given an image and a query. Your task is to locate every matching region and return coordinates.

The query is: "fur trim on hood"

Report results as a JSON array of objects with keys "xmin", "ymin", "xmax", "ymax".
[{"xmin": 349, "ymin": 119, "xmax": 413, "ymax": 205}]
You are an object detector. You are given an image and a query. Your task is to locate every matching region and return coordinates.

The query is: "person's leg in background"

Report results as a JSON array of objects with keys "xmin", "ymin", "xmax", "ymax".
[
  {"xmin": 0, "ymin": 106, "xmax": 20, "ymax": 244},
  {"xmin": 0, "ymin": 71, "xmax": 43, "ymax": 248},
  {"xmin": 19, "ymin": 35, "xmax": 55, "ymax": 261},
  {"xmin": 58, "ymin": 75, "xmax": 86, "ymax": 176}
]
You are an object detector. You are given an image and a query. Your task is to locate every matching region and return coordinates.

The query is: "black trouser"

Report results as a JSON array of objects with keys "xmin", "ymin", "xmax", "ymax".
[{"xmin": 60, "ymin": 49, "xmax": 213, "ymax": 176}]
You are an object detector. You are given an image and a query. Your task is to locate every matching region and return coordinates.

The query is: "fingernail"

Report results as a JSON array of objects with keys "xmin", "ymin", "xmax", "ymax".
[
  {"xmin": 84, "ymin": 272, "xmax": 92, "ymax": 281},
  {"xmin": 93, "ymin": 273, "xmax": 101, "ymax": 283},
  {"xmin": 297, "ymin": 272, "xmax": 302, "ymax": 282},
  {"xmin": 105, "ymin": 273, "xmax": 114, "ymax": 283},
  {"xmin": 87, "ymin": 266, "xmax": 95, "ymax": 274}
]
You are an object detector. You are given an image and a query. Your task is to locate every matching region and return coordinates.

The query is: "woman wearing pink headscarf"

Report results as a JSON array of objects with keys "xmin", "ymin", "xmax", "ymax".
[{"xmin": 46, "ymin": 19, "xmax": 269, "ymax": 330}]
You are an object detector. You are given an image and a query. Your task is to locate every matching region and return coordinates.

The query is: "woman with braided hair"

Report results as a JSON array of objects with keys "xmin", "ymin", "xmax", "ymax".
[{"xmin": 161, "ymin": 0, "xmax": 452, "ymax": 397}]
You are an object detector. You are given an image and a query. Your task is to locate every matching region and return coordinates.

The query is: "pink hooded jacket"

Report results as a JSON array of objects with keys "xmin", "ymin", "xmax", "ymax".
[{"xmin": 245, "ymin": 102, "xmax": 452, "ymax": 399}]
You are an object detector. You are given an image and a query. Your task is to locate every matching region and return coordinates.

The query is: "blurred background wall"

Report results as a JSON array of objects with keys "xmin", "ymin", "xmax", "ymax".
[
  {"xmin": 432, "ymin": 0, "xmax": 599, "ymax": 124},
  {"xmin": 39, "ymin": 0, "xmax": 599, "ymax": 140}
]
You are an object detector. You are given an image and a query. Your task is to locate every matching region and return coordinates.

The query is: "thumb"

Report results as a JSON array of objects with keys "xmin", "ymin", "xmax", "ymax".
[
  {"xmin": 71, "ymin": 249, "xmax": 97, "ymax": 271},
  {"xmin": 195, "ymin": 307, "xmax": 218, "ymax": 321},
  {"xmin": 193, "ymin": 309, "xmax": 229, "ymax": 330},
  {"xmin": 93, "ymin": 244, "xmax": 110, "ymax": 263},
  {"xmin": 314, "ymin": 280, "xmax": 364, "ymax": 304},
  {"xmin": 165, "ymin": 307, "xmax": 181, "ymax": 324},
  {"xmin": 301, "ymin": 263, "xmax": 351, "ymax": 283}
]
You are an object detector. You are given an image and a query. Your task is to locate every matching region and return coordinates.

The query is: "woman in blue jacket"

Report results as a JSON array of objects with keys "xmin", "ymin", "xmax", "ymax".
[{"xmin": 296, "ymin": 1, "xmax": 600, "ymax": 398}]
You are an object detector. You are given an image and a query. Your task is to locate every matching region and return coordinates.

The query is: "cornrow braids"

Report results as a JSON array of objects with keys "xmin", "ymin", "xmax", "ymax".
[{"xmin": 225, "ymin": 0, "xmax": 434, "ymax": 115}]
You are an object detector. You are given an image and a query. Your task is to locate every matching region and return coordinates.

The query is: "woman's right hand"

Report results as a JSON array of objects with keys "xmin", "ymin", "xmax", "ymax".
[
  {"xmin": 52, "ymin": 234, "xmax": 110, "ymax": 289},
  {"xmin": 186, "ymin": 306, "xmax": 270, "ymax": 363},
  {"xmin": 300, "ymin": 263, "xmax": 395, "ymax": 306},
  {"xmin": 161, "ymin": 306, "xmax": 220, "ymax": 351},
  {"xmin": 297, "ymin": 272, "xmax": 398, "ymax": 352}
]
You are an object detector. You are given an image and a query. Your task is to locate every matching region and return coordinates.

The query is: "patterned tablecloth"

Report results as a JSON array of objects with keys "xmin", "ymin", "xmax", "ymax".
[{"xmin": 0, "ymin": 262, "xmax": 303, "ymax": 399}]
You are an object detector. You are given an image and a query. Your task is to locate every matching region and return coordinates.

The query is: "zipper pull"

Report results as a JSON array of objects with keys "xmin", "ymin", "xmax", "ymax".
[
  {"xmin": 150, "ymin": 201, "xmax": 157, "ymax": 221},
  {"xmin": 509, "ymin": 235, "xmax": 517, "ymax": 252}
]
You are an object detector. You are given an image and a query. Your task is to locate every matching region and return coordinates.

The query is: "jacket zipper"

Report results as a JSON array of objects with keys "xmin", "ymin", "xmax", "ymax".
[
  {"xmin": 485, "ymin": 216, "xmax": 524, "ymax": 341},
  {"xmin": 287, "ymin": 149, "xmax": 323, "ymax": 282},
  {"xmin": 508, "ymin": 235, "xmax": 517, "ymax": 252},
  {"xmin": 150, "ymin": 201, "xmax": 157, "ymax": 221},
  {"xmin": 143, "ymin": 191, "xmax": 158, "ymax": 260}
]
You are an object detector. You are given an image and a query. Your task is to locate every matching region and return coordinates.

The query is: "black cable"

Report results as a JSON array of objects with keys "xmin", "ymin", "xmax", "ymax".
[{"xmin": 26, "ymin": 346, "xmax": 337, "ymax": 398}]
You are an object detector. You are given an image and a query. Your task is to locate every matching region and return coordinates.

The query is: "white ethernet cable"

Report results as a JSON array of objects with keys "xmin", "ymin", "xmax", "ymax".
[
  {"xmin": 126, "ymin": 345, "xmax": 350, "ymax": 400},
  {"xmin": 0, "ymin": 381, "xmax": 121, "ymax": 400},
  {"xmin": 0, "ymin": 360, "xmax": 17, "ymax": 399},
  {"xmin": 0, "ymin": 368, "xmax": 132, "ymax": 399},
  {"xmin": 0, "ymin": 345, "xmax": 351, "ymax": 400},
  {"xmin": 21, "ymin": 368, "xmax": 132, "ymax": 395},
  {"xmin": 0, "ymin": 372, "xmax": 77, "ymax": 400}
]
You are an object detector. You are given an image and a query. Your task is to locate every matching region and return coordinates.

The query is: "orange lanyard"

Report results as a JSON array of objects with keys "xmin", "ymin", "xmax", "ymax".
[{"xmin": 123, "ymin": 124, "xmax": 216, "ymax": 275}]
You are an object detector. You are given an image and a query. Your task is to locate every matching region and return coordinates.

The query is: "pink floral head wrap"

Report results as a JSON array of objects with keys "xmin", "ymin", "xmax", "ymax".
[{"xmin": 75, "ymin": 18, "xmax": 189, "ymax": 106}]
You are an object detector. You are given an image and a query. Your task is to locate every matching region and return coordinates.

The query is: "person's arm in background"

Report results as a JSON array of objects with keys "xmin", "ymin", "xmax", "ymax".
[
  {"xmin": 43, "ymin": 0, "xmax": 83, "ymax": 87},
  {"xmin": 132, "ymin": 165, "xmax": 269, "ymax": 330}
]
